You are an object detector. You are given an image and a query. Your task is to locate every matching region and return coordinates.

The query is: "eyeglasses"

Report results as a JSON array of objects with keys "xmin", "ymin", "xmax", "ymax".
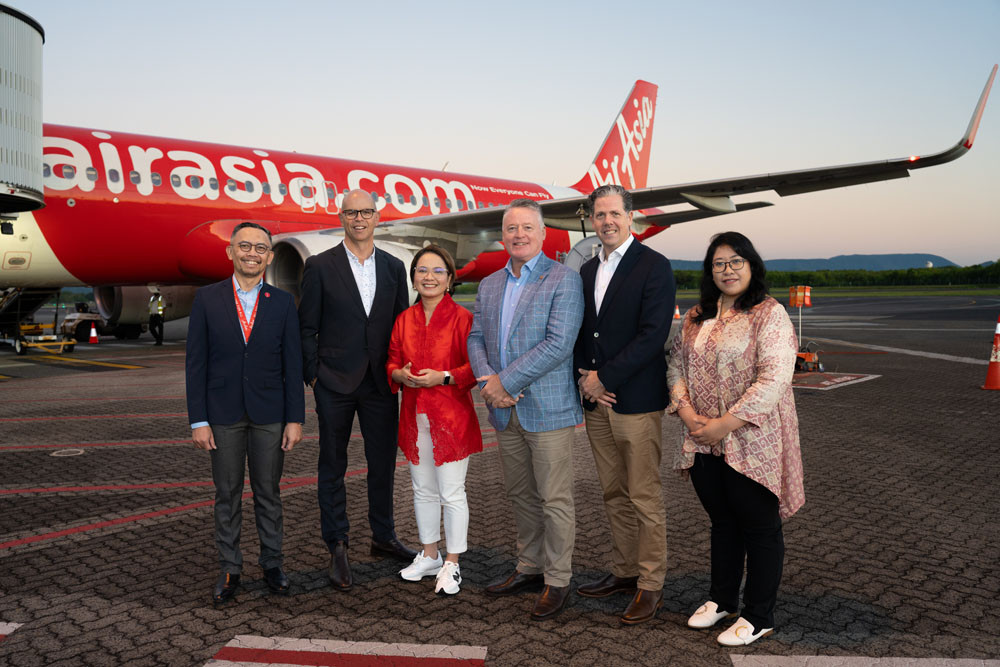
[
  {"xmin": 342, "ymin": 208, "xmax": 376, "ymax": 220},
  {"xmin": 234, "ymin": 242, "xmax": 271, "ymax": 254},
  {"xmin": 712, "ymin": 258, "xmax": 745, "ymax": 272},
  {"xmin": 414, "ymin": 267, "xmax": 449, "ymax": 277}
]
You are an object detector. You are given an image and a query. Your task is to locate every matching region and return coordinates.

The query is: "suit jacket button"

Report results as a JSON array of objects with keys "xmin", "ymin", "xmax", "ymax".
[
  {"xmin": 592, "ymin": 358, "xmax": 596, "ymax": 364},
  {"xmin": 593, "ymin": 332, "xmax": 599, "ymax": 338}
]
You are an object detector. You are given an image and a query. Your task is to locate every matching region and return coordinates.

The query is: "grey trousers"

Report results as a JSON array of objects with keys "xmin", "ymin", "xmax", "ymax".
[{"xmin": 210, "ymin": 418, "xmax": 284, "ymax": 574}]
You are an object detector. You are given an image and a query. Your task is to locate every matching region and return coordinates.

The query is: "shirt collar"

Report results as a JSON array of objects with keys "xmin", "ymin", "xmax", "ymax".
[
  {"xmin": 598, "ymin": 233, "xmax": 634, "ymax": 263},
  {"xmin": 231, "ymin": 275, "xmax": 264, "ymax": 294},
  {"xmin": 504, "ymin": 251, "xmax": 543, "ymax": 281}
]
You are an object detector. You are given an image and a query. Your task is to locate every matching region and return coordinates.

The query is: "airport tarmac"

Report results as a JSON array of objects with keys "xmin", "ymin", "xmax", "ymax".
[{"xmin": 0, "ymin": 295, "xmax": 998, "ymax": 666}]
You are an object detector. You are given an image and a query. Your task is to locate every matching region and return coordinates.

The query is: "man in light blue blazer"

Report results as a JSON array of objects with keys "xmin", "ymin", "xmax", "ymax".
[{"xmin": 468, "ymin": 198, "xmax": 584, "ymax": 621}]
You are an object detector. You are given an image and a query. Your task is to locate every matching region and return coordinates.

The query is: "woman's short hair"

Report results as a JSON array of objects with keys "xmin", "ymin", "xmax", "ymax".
[
  {"xmin": 694, "ymin": 231, "xmax": 769, "ymax": 323},
  {"xmin": 409, "ymin": 244, "xmax": 457, "ymax": 297}
]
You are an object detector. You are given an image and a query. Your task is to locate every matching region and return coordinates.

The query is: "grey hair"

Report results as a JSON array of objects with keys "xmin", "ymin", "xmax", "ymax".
[
  {"xmin": 503, "ymin": 198, "xmax": 545, "ymax": 228},
  {"xmin": 231, "ymin": 221, "xmax": 273, "ymax": 242},
  {"xmin": 586, "ymin": 185, "xmax": 633, "ymax": 215}
]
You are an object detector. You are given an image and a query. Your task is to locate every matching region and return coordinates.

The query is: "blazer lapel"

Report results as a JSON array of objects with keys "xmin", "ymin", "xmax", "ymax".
[
  {"xmin": 220, "ymin": 278, "xmax": 245, "ymax": 347},
  {"xmin": 245, "ymin": 282, "xmax": 273, "ymax": 346},
  {"xmin": 332, "ymin": 244, "xmax": 368, "ymax": 319},
  {"xmin": 370, "ymin": 248, "xmax": 390, "ymax": 320},
  {"xmin": 596, "ymin": 241, "xmax": 641, "ymax": 323}
]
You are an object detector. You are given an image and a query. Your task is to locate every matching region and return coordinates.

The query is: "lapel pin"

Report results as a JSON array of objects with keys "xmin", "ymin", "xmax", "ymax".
[{"xmin": 264, "ymin": 292, "xmax": 270, "ymax": 298}]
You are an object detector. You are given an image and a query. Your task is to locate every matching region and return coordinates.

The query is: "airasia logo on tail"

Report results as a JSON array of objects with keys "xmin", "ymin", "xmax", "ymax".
[{"xmin": 587, "ymin": 95, "xmax": 655, "ymax": 190}]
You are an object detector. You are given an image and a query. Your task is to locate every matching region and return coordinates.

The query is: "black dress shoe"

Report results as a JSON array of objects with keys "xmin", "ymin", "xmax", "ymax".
[
  {"xmin": 264, "ymin": 567, "xmax": 290, "ymax": 595},
  {"xmin": 485, "ymin": 570, "xmax": 545, "ymax": 596},
  {"xmin": 530, "ymin": 584, "xmax": 570, "ymax": 621},
  {"xmin": 370, "ymin": 536, "xmax": 418, "ymax": 562},
  {"xmin": 620, "ymin": 588, "xmax": 663, "ymax": 625},
  {"xmin": 329, "ymin": 540, "xmax": 353, "ymax": 591},
  {"xmin": 212, "ymin": 572, "xmax": 240, "ymax": 606},
  {"xmin": 577, "ymin": 573, "xmax": 639, "ymax": 598}
]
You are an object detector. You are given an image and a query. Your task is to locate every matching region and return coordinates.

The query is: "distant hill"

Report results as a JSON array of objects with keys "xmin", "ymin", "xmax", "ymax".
[{"xmin": 668, "ymin": 253, "xmax": 959, "ymax": 271}]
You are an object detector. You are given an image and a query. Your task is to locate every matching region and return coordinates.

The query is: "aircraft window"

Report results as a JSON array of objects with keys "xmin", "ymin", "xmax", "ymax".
[
  {"xmin": 42, "ymin": 163, "xmax": 50, "ymax": 178},
  {"xmin": 151, "ymin": 172, "xmax": 162, "ymax": 187},
  {"xmin": 422, "ymin": 197, "xmax": 429, "ymax": 207},
  {"xmin": 302, "ymin": 185, "xmax": 313, "ymax": 198},
  {"xmin": 62, "ymin": 165, "xmax": 76, "ymax": 179},
  {"xmin": 370, "ymin": 191, "xmax": 378, "ymax": 201},
  {"xmin": 190, "ymin": 175, "xmax": 202, "ymax": 188},
  {"xmin": 456, "ymin": 200, "xmax": 464, "ymax": 211},
  {"xmin": 245, "ymin": 181, "xmax": 254, "ymax": 193},
  {"xmin": 396, "ymin": 194, "xmax": 403, "ymax": 205},
  {"xmin": 467, "ymin": 200, "xmax": 474, "ymax": 210},
  {"xmin": 108, "ymin": 169, "xmax": 120, "ymax": 183},
  {"xmin": 410, "ymin": 195, "xmax": 417, "ymax": 206},
  {"xmin": 262, "ymin": 182, "xmax": 271, "ymax": 195},
  {"xmin": 279, "ymin": 183, "xmax": 288, "ymax": 196},
  {"xmin": 383, "ymin": 192, "xmax": 390, "ymax": 202},
  {"xmin": 227, "ymin": 179, "xmax": 237, "ymax": 192},
  {"xmin": 343, "ymin": 188, "xmax": 349, "ymax": 194},
  {"xmin": 171, "ymin": 174, "xmax": 181, "ymax": 187},
  {"xmin": 86, "ymin": 167, "xmax": 98, "ymax": 182},
  {"xmin": 446, "ymin": 199, "xmax": 453, "ymax": 210},
  {"xmin": 129, "ymin": 171, "xmax": 141, "ymax": 184},
  {"xmin": 208, "ymin": 177, "xmax": 218, "ymax": 190},
  {"xmin": 477, "ymin": 201, "xmax": 483, "ymax": 209},
  {"xmin": 433, "ymin": 197, "xmax": 440, "ymax": 207},
  {"xmin": 326, "ymin": 185, "xmax": 336, "ymax": 199}
]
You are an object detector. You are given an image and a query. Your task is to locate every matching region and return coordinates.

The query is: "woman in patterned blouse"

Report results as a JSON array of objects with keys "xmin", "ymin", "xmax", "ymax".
[{"xmin": 667, "ymin": 231, "xmax": 805, "ymax": 646}]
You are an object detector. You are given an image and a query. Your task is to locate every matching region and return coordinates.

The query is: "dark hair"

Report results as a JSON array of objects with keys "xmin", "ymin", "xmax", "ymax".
[
  {"xmin": 586, "ymin": 184, "xmax": 633, "ymax": 215},
  {"xmin": 693, "ymin": 231, "xmax": 769, "ymax": 323},
  {"xmin": 230, "ymin": 221, "xmax": 272, "ymax": 242},
  {"xmin": 409, "ymin": 244, "xmax": 457, "ymax": 300}
]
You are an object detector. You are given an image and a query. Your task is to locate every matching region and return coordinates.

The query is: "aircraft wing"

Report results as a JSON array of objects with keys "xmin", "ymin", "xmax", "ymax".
[{"xmin": 389, "ymin": 64, "xmax": 995, "ymax": 235}]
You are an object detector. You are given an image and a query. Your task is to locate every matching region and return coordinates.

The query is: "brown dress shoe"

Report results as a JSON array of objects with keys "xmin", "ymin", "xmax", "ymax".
[
  {"xmin": 530, "ymin": 585, "xmax": 570, "ymax": 621},
  {"xmin": 620, "ymin": 588, "xmax": 663, "ymax": 625},
  {"xmin": 329, "ymin": 540, "xmax": 352, "ymax": 592},
  {"xmin": 485, "ymin": 570, "xmax": 545, "ymax": 596},
  {"xmin": 577, "ymin": 573, "xmax": 639, "ymax": 598}
]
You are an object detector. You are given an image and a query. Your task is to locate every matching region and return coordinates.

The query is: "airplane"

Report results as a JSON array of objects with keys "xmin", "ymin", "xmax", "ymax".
[{"xmin": 0, "ymin": 66, "xmax": 995, "ymax": 348}]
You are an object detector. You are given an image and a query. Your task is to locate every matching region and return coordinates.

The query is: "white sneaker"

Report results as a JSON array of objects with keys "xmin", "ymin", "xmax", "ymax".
[
  {"xmin": 399, "ymin": 551, "xmax": 442, "ymax": 581},
  {"xmin": 434, "ymin": 560, "xmax": 461, "ymax": 595},
  {"xmin": 717, "ymin": 616, "xmax": 774, "ymax": 646},
  {"xmin": 687, "ymin": 600, "xmax": 737, "ymax": 629}
]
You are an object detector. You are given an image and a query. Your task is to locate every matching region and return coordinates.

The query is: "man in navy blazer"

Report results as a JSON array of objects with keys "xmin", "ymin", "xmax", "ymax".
[
  {"xmin": 298, "ymin": 189, "xmax": 416, "ymax": 593},
  {"xmin": 186, "ymin": 222, "xmax": 305, "ymax": 606},
  {"xmin": 573, "ymin": 185, "xmax": 675, "ymax": 625}
]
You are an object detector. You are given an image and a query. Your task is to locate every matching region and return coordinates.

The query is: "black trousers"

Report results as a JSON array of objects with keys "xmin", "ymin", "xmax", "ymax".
[
  {"xmin": 209, "ymin": 417, "xmax": 284, "ymax": 574},
  {"xmin": 690, "ymin": 452, "xmax": 784, "ymax": 629},
  {"xmin": 314, "ymin": 369, "xmax": 399, "ymax": 551}
]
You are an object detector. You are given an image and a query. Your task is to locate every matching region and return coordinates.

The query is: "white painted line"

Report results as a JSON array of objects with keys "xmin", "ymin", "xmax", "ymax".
[
  {"xmin": 731, "ymin": 657, "xmax": 1000, "ymax": 666},
  {"xmin": 808, "ymin": 326, "xmax": 993, "ymax": 331},
  {"xmin": 808, "ymin": 337, "xmax": 988, "ymax": 365},
  {"xmin": 0, "ymin": 621, "xmax": 23, "ymax": 635},
  {"xmin": 793, "ymin": 374, "xmax": 881, "ymax": 391}
]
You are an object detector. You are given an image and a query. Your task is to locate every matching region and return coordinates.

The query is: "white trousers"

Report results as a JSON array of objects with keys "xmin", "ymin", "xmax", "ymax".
[{"xmin": 409, "ymin": 413, "xmax": 470, "ymax": 554}]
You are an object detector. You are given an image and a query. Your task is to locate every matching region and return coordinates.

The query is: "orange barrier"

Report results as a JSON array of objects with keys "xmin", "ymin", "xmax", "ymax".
[{"xmin": 983, "ymin": 315, "xmax": 1000, "ymax": 390}]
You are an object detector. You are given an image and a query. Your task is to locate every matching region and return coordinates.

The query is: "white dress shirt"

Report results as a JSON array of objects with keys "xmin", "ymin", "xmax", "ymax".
[
  {"xmin": 594, "ymin": 234, "xmax": 634, "ymax": 313},
  {"xmin": 344, "ymin": 242, "xmax": 377, "ymax": 316}
]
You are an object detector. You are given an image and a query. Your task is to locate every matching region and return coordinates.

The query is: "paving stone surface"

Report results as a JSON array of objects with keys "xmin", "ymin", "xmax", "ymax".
[{"xmin": 1, "ymin": 299, "xmax": 998, "ymax": 666}]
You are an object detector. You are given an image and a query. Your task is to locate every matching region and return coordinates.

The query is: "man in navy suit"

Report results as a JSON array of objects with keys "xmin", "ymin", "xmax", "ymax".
[
  {"xmin": 298, "ymin": 189, "xmax": 416, "ymax": 592},
  {"xmin": 186, "ymin": 222, "xmax": 304, "ymax": 606},
  {"xmin": 574, "ymin": 185, "xmax": 675, "ymax": 625}
]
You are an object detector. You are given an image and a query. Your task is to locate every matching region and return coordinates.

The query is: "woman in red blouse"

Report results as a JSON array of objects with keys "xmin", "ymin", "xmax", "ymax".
[{"xmin": 386, "ymin": 245, "xmax": 483, "ymax": 595}]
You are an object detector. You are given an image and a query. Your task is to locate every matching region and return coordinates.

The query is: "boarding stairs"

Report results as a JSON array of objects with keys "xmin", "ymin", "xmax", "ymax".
[{"xmin": 0, "ymin": 288, "xmax": 57, "ymax": 339}]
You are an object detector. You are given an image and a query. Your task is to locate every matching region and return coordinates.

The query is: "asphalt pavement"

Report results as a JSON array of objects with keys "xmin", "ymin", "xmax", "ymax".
[{"xmin": 0, "ymin": 295, "xmax": 998, "ymax": 666}]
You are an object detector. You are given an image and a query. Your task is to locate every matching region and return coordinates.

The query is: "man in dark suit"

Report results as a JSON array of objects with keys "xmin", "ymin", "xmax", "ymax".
[
  {"xmin": 186, "ymin": 221, "xmax": 305, "ymax": 607},
  {"xmin": 573, "ymin": 185, "xmax": 676, "ymax": 625},
  {"xmin": 299, "ymin": 189, "xmax": 416, "ymax": 592}
]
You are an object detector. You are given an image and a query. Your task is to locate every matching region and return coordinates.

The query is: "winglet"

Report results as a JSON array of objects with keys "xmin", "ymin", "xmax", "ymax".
[
  {"xmin": 910, "ymin": 64, "xmax": 996, "ymax": 168},
  {"xmin": 570, "ymin": 80, "xmax": 658, "ymax": 194},
  {"xmin": 961, "ymin": 63, "xmax": 996, "ymax": 150}
]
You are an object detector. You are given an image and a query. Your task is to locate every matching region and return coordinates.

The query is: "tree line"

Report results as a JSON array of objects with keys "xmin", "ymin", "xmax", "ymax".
[{"xmin": 673, "ymin": 261, "xmax": 1000, "ymax": 289}]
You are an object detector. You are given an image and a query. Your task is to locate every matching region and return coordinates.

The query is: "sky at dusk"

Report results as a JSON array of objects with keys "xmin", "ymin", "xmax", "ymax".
[{"xmin": 11, "ymin": 0, "xmax": 1000, "ymax": 266}]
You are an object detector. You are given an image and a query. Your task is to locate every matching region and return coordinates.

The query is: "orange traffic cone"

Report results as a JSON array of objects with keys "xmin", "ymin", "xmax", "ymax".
[
  {"xmin": 89, "ymin": 322, "xmax": 99, "ymax": 344},
  {"xmin": 982, "ymin": 314, "xmax": 1000, "ymax": 390},
  {"xmin": 673, "ymin": 305, "xmax": 681, "ymax": 320}
]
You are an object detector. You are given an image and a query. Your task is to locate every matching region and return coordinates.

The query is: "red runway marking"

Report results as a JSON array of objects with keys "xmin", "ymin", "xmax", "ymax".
[{"xmin": 213, "ymin": 646, "xmax": 483, "ymax": 666}]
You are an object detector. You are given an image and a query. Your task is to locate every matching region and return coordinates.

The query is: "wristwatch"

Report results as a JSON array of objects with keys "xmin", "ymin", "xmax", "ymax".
[{"xmin": 442, "ymin": 371, "xmax": 452, "ymax": 385}]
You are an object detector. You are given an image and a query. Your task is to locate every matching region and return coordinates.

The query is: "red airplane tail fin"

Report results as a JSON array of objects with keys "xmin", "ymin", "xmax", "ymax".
[{"xmin": 570, "ymin": 79, "xmax": 658, "ymax": 194}]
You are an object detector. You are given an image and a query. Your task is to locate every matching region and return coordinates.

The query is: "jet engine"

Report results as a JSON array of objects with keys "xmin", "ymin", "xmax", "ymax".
[
  {"xmin": 268, "ymin": 230, "xmax": 418, "ymax": 303},
  {"xmin": 94, "ymin": 285, "xmax": 198, "ymax": 337}
]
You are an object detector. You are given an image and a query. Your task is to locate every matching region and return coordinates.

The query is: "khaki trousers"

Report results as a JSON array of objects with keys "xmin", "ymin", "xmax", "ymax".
[
  {"xmin": 584, "ymin": 404, "xmax": 667, "ymax": 591},
  {"xmin": 496, "ymin": 410, "xmax": 576, "ymax": 587}
]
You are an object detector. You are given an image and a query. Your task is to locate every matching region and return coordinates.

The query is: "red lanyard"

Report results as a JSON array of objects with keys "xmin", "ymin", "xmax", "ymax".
[{"xmin": 232, "ymin": 280, "xmax": 259, "ymax": 343}]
